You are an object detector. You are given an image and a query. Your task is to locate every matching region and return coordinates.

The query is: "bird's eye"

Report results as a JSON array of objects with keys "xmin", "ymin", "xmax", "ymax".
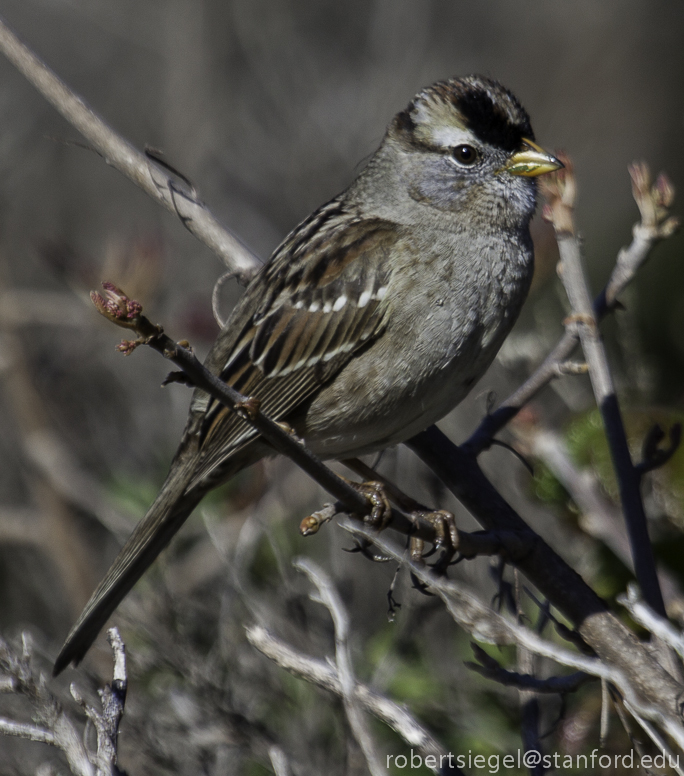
[{"xmin": 451, "ymin": 145, "xmax": 479, "ymax": 166}]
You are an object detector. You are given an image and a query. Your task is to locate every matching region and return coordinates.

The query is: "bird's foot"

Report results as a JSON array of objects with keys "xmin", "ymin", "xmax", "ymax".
[
  {"xmin": 410, "ymin": 509, "xmax": 458, "ymax": 575},
  {"xmin": 344, "ymin": 479, "xmax": 393, "ymax": 530},
  {"xmin": 234, "ymin": 396, "xmax": 261, "ymax": 421}
]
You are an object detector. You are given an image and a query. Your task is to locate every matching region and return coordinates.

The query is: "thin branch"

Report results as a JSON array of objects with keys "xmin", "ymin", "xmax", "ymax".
[
  {"xmin": 246, "ymin": 625, "xmax": 446, "ymax": 769},
  {"xmin": 91, "ymin": 282, "xmax": 369, "ymax": 516},
  {"xmin": 636, "ymin": 423, "xmax": 682, "ymax": 478},
  {"xmin": 69, "ymin": 628, "xmax": 127, "ymax": 776},
  {"xmin": 0, "ymin": 630, "xmax": 128, "ymax": 776},
  {"xmin": 542, "ymin": 154, "xmax": 665, "ymax": 616},
  {"xmin": 0, "ymin": 14, "xmax": 261, "ymax": 284},
  {"xmin": 0, "ymin": 718, "xmax": 56, "ymax": 745},
  {"xmin": 268, "ymin": 746, "xmax": 293, "ymax": 776},
  {"xmin": 600, "ymin": 679, "xmax": 610, "ymax": 746},
  {"xmin": 467, "ymin": 648, "xmax": 593, "ymax": 694},
  {"xmin": 341, "ymin": 520, "xmax": 620, "ymax": 680},
  {"xmin": 212, "ymin": 270, "xmax": 237, "ymax": 327},
  {"xmin": 623, "ymin": 701, "xmax": 684, "ymax": 776},
  {"xmin": 619, "ymin": 585, "xmax": 684, "ymax": 662},
  {"xmin": 530, "ymin": 428, "xmax": 683, "ymax": 605},
  {"xmin": 465, "ymin": 162, "xmax": 678, "ymax": 455},
  {"xmin": 293, "ymin": 558, "xmax": 385, "ymax": 776},
  {"xmin": 340, "ymin": 514, "xmax": 684, "ymax": 752},
  {"xmin": 0, "ymin": 635, "xmax": 95, "ymax": 776},
  {"xmin": 602, "ymin": 163, "xmax": 679, "ymax": 307},
  {"xmin": 92, "ymin": 282, "xmax": 510, "ymax": 558}
]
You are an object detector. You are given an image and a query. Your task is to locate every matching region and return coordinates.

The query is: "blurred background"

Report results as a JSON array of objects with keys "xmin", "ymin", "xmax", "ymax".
[{"xmin": 0, "ymin": 1, "xmax": 683, "ymax": 774}]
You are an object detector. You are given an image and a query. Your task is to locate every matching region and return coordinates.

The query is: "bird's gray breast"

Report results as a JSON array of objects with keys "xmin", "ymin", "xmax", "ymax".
[
  {"xmin": 301, "ymin": 227, "xmax": 533, "ymax": 458},
  {"xmin": 396, "ymin": 225, "xmax": 533, "ymax": 377}
]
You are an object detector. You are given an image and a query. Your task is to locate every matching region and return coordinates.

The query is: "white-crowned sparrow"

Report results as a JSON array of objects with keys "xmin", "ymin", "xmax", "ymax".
[{"xmin": 54, "ymin": 74, "xmax": 561, "ymax": 673}]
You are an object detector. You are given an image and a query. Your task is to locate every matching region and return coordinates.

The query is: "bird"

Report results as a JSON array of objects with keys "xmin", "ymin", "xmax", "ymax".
[{"xmin": 53, "ymin": 74, "xmax": 561, "ymax": 674}]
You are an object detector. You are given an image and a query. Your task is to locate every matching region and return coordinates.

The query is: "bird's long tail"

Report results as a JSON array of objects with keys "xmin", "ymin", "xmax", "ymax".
[{"xmin": 54, "ymin": 455, "xmax": 209, "ymax": 675}]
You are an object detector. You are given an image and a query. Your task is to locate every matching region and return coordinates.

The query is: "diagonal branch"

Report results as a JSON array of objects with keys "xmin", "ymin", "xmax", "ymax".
[
  {"xmin": 245, "ymin": 624, "xmax": 448, "ymax": 768},
  {"xmin": 466, "ymin": 643, "xmax": 594, "ymax": 694},
  {"xmin": 405, "ymin": 427, "xmax": 684, "ymax": 727},
  {"xmin": 619, "ymin": 585, "xmax": 684, "ymax": 662},
  {"xmin": 541, "ymin": 155, "xmax": 665, "ymax": 616},
  {"xmin": 90, "ymin": 282, "xmax": 472, "ymax": 553},
  {"xmin": 0, "ymin": 14, "xmax": 262, "ymax": 284},
  {"xmin": 341, "ymin": 518, "xmax": 684, "ymax": 752}
]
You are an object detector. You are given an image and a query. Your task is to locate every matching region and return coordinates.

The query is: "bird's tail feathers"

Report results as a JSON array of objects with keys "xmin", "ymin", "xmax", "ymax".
[{"xmin": 54, "ymin": 454, "xmax": 212, "ymax": 675}]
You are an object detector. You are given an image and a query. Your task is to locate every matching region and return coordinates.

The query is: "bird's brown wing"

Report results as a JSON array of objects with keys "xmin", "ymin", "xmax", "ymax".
[
  {"xmin": 53, "ymin": 207, "xmax": 398, "ymax": 674},
  {"xmin": 185, "ymin": 207, "xmax": 398, "ymax": 489}
]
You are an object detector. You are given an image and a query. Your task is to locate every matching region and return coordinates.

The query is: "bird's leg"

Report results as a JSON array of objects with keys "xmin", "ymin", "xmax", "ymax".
[
  {"xmin": 341, "ymin": 458, "xmax": 459, "ymax": 571},
  {"xmin": 406, "ymin": 510, "xmax": 458, "ymax": 593},
  {"xmin": 329, "ymin": 476, "xmax": 392, "ymax": 561},
  {"xmin": 341, "ymin": 458, "xmax": 422, "ymax": 515}
]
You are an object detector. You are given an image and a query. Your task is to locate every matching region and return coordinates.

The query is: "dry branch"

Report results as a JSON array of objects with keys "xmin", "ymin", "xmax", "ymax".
[
  {"xmin": 246, "ymin": 624, "xmax": 447, "ymax": 768},
  {"xmin": 0, "ymin": 629, "xmax": 128, "ymax": 776},
  {"xmin": 294, "ymin": 559, "xmax": 385, "ymax": 776},
  {"xmin": 341, "ymin": 518, "xmax": 684, "ymax": 752},
  {"xmin": 542, "ymin": 155, "xmax": 664, "ymax": 615},
  {"xmin": 0, "ymin": 14, "xmax": 261, "ymax": 284}
]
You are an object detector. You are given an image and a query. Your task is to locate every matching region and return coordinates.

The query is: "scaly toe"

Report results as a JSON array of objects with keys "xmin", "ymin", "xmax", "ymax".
[
  {"xmin": 415, "ymin": 509, "xmax": 458, "ymax": 573},
  {"xmin": 344, "ymin": 478, "xmax": 393, "ymax": 530}
]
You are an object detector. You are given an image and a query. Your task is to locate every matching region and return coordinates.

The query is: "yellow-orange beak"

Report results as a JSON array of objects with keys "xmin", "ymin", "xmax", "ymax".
[{"xmin": 503, "ymin": 138, "xmax": 563, "ymax": 177}]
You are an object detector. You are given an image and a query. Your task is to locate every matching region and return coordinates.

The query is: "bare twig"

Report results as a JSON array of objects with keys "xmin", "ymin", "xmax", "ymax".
[
  {"xmin": 600, "ymin": 679, "xmax": 610, "ymax": 746},
  {"xmin": 467, "ymin": 644, "xmax": 593, "ymax": 694},
  {"xmin": 530, "ymin": 428, "xmax": 683, "ymax": 606},
  {"xmin": 531, "ymin": 428, "xmax": 632, "ymax": 564},
  {"xmin": 340, "ymin": 520, "xmax": 621, "ymax": 680},
  {"xmin": 211, "ymin": 270, "xmax": 237, "ymax": 327},
  {"xmin": 623, "ymin": 701, "xmax": 684, "ymax": 776},
  {"xmin": 602, "ymin": 163, "xmax": 679, "ymax": 307},
  {"xmin": 0, "ymin": 15, "xmax": 261, "ymax": 284},
  {"xmin": 268, "ymin": 745, "xmax": 292, "ymax": 776},
  {"xmin": 619, "ymin": 585, "xmax": 684, "ymax": 662},
  {"xmin": 0, "ymin": 719, "xmax": 56, "ymax": 746},
  {"xmin": 0, "ymin": 630, "xmax": 128, "ymax": 776},
  {"xmin": 96, "ymin": 628, "xmax": 127, "ymax": 773},
  {"xmin": 515, "ymin": 576, "xmax": 544, "ymax": 776},
  {"xmin": 293, "ymin": 558, "xmax": 385, "ymax": 776},
  {"xmin": 246, "ymin": 625, "xmax": 446, "ymax": 769},
  {"xmin": 339, "ymin": 516, "xmax": 684, "ymax": 751},
  {"xmin": 636, "ymin": 423, "xmax": 682, "ymax": 478},
  {"xmin": 91, "ymin": 281, "xmax": 370, "ymax": 517},
  {"xmin": 541, "ymin": 154, "xmax": 665, "ymax": 616}
]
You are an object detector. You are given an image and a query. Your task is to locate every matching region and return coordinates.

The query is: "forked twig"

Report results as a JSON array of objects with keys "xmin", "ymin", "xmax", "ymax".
[{"xmin": 541, "ymin": 154, "xmax": 665, "ymax": 616}]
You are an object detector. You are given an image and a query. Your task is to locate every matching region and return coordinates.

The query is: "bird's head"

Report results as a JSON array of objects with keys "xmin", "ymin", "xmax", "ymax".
[{"xmin": 379, "ymin": 75, "xmax": 562, "ymax": 225}]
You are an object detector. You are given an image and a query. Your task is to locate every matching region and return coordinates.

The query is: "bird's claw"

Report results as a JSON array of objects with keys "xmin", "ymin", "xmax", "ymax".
[
  {"xmin": 346, "ymin": 479, "xmax": 393, "ymax": 530},
  {"xmin": 411, "ymin": 509, "xmax": 458, "ymax": 575}
]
